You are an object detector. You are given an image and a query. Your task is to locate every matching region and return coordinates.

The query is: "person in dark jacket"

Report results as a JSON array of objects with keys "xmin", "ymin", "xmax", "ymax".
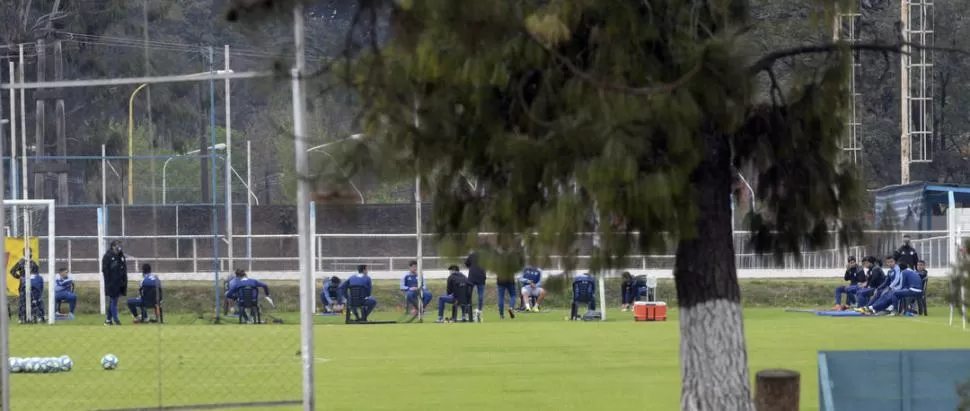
[
  {"xmin": 834, "ymin": 256, "xmax": 866, "ymax": 310},
  {"xmin": 916, "ymin": 260, "xmax": 928, "ymax": 280},
  {"xmin": 893, "ymin": 234, "xmax": 919, "ymax": 269},
  {"xmin": 465, "ymin": 252, "xmax": 487, "ymax": 321},
  {"xmin": 101, "ymin": 240, "xmax": 128, "ymax": 326},
  {"xmin": 10, "ymin": 248, "xmax": 42, "ymax": 323},
  {"xmin": 854, "ymin": 256, "xmax": 886, "ymax": 308},
  {"xmin": 620, "ymin": 272, "xmax": 636, "ymax": 311},
  {"xmin": 435, "ymin": 265, "xmax": 469, "ymax": 323}
]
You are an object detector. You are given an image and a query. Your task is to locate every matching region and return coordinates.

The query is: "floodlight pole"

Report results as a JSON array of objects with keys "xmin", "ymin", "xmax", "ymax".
[
  {"xmin": 224, "ymin": 44, "xmax": 234, "ymax": 273},
  {"xmin": 292, "ymin": 5, "xmax": 316, "ymax": 410}
]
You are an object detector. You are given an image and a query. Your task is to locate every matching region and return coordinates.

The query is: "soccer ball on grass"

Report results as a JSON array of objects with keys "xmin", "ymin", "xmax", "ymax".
[{"xmin": 100, "ymin": 354, "xmax": 119, "ymax": 370}]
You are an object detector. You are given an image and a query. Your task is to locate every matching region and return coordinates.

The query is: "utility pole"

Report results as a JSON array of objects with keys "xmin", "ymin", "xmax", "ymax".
[
  {"xmin": 54, "ymin": 39, "xmax": 67, "ymax": 203},
  {"xmin": 900, "ymin": 1, "xmax": 911, "ymax": 185},
  {"xmin": 35, "ymin": 39, "xmax": 46, "ymax": 198}
]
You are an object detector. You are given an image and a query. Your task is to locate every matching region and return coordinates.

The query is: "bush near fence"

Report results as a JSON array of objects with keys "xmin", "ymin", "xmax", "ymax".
[{"xmin": 46, "ymin": 277, "xmax": 952, "ymax": 316}]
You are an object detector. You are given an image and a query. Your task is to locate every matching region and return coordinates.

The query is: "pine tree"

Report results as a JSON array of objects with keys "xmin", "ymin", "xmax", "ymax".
[{"xmin": 229, "ymin": 0, "xmax": 904, "ymax": 409}]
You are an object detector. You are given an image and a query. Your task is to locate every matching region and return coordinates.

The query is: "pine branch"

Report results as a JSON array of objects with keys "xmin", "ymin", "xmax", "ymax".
[{"xmin": 748, "ymin": 41, "xmax": 970, "ymax": 75}]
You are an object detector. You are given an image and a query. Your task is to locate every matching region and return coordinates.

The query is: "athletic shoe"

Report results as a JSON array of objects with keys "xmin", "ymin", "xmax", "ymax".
[
  {"xmin": 531, "ymin": 306, "xmax": 539, "ymax": 313},
  {"xmin": 507, "ymin": 308, "xmax": 515, "ymax": 319},
  {"xmin": 435, "ymin": 318, "xmax": 445, "ymax": 323},
  {"xmin": 104, "ymin": 321, "xmax": 112, "ymax": 327}
]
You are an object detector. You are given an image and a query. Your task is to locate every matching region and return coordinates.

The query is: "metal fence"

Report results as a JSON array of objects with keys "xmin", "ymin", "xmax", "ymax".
[{"xmin": 27, "ymin": 229, "xmax": 956, "ymax": 280}]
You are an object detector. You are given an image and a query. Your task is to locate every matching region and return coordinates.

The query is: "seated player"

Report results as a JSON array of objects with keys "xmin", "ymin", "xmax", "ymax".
[
  {"xmin": 631, "ymin": 275, "xmax": 651, "ymax": 302},
  {"xmin": 620, "ymin": 272, "xmax": 636, "ymax": 311},
  {"xmin": 400, "ymin": 261, "xmax": 432, "ymax": 314},
  {"xmin": 518, "ymin": 266, "xmax": 545, "ymax": 312},
  {"xmin": 916, "ymin": 260, "xmax": 928, "ymax": 280},
  {"xmin": 321, "ymin": 276, "xmax": 344, "ymax": 313},
  {"xmin": 54, "ymin": 268, "xmax": 78, "ymax": 317},
  {"xmin": 863, "ymin": 264, "xmax": 923, "ymax": 315},
  {"xmin": 436, "ymin": 265, "xmax": 469, "ymax": 323},
  {"xmin": 833, "ymin": 256, "xmax": 865, "ymax": 310},
  {"xmin": 338, "ymin": 265, "xmax": 376, "ymax": 320},
  {"xmin": 226, "ymin": 269, "xmax": 274, "ymax": 322},
  {"xmin": 10, "ymin": 249, "xmax": 42, "ymax": 323},
  {"xmin": 127, "ymin": 264, "xmax": 162, "ymax": 323},
  {"xmin": 571, "ymin": 272, "xmax": 597, "ymax": 320},
  {"xmin": 874, "ymin": 255, "xmax": 902, "ymax": 302},
  {"xmin": 854, "ymin": 256, "xmax": 887, "ymax": 307}
]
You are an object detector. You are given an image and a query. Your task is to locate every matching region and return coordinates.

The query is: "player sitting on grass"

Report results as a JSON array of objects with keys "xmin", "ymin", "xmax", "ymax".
[
  {"xmin": 435, "ymin": 265, "xmax": 469, "ymax": 323},
  {"xmin": 339, "ymin": 265, "xmax": 376, "ymax": 320},
  {"xmin": 226, "ymin": 269, "xmax": 274, "ymax": 322},
  {"xmin": 519, "ymin": 266, "xmax": 545, "ymax": 312},
  {"xmin": 570, "ymin": 272, "xmax": 596, "ymax": 320},
  {"xmin": 321, "ymin": 276, "xmax": 344, "ymax": 313},
  {"xmin": 861, "ymin": 263, "xmax": 923, "ymax": 315},
  {"xmin": 54, "ymin": 268, "xmax": 77, "ymax": 317},
  {"xmin": 127, "ymin": 264, "xmax": 162, "ymax": 323},
  {"xmin": 400, "ymin": 261, "xmax": 432, "ymax": 314},
  {"xmin": 10, "ymin": 249, "xmax": 42, "ymax": 323},
  {"xmin": 833, "ymin": 256, "xmax": 865, "ymax": 310}
]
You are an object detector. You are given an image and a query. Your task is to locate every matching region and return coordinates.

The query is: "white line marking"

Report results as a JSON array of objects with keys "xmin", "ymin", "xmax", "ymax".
[{"xmin": 315, "ymin": 357, "xmax": 330, "ymax": 363}]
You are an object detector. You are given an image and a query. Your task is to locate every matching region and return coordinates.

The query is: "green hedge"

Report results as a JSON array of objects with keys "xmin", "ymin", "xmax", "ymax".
[{"xmin": 46, "ymin": 276, "xmax": 952, "ymax": 315}]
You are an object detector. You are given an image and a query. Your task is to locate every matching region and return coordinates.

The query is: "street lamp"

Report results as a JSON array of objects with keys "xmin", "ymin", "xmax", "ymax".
[
  {"xmin": 162, "ymin": 144, "xmax": 226, "ymax": 204},
  {"xmin": 127, "ymin": 69, "xmax": 234, "ymax": 204},
  {"xmin": 307, "ymin": 133, "xmax": 365, "ymax": 204}
]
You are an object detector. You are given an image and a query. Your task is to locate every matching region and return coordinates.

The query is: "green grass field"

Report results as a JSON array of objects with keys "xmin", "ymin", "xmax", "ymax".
[{"xmin": 8, "ymin": 303, "xmax": 969, "ymax": 410}]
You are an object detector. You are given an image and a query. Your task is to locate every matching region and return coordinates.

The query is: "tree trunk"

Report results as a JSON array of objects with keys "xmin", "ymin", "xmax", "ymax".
[{"xmin": 674, "ymin": 131, "xmax": 753, "ymax": 411}]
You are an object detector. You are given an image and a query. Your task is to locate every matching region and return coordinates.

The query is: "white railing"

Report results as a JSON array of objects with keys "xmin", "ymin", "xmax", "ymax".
[{"xmin": 29, "ymin": 230, "xmax": 956, "ymax": 280}]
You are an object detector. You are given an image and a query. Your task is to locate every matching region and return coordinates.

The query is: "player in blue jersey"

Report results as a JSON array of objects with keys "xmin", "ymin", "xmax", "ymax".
[
  {"xmin": 226, "ymin": 269, "xmax": 274, "ymax": 311},
  {"xmin": 321, "ymin": 276, "xmax": 344, "ymax": 313},
  {"xmin": 400, "ymin": 261, "xmax": 432, "ymax": 314},
  {"xmin": 54, "ymin": 268, "xmax": 78, "ymax": 316},
  {"xmin": 518, "ymin": 266, "xmax": 545, "ymax": 312},
  {"xmin": 339, "ymin": 265, "xmax": 377, "ymax": 320},
  {"xmin": 127, "ymin": 264, "xmax": 163, "ymax": 323},
  {"xmin": 864, "ymin": 264, "xmax": 924, "ymax": 315}
]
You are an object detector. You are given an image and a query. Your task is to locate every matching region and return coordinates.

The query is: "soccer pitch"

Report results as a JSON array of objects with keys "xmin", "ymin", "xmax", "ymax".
[{"xmin": 7, "ymin": 307, "xmax": 968, "ymax": 410}]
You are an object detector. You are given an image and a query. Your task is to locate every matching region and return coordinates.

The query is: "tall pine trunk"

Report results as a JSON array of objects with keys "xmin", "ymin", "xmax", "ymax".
[{"xmin": 674, "ymin": 131, "xmax": 753, "ymax": 411}]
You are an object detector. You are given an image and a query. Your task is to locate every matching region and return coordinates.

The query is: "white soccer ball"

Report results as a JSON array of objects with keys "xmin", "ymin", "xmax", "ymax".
[
  {"xmin": 26, "ymin": 358, "xmax": 40, "ymax": 373},
  {"xmin": 100, "ymin": 354, "xmax": 119, "ymax": 370},
  {"xmin": 42, "ymin": 358, "xmax": 58, "ymax": 373},
  {"xmin": 9, "ymin": 357, "xmax": 22, "ymax": 373},
  {"xmin": 59, "ymin": 355, "xmax": 72, "ymax": 371}
]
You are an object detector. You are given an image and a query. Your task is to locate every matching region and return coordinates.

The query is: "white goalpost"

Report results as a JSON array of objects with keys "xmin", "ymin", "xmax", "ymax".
[{"xmin": 3, "ymin": 199, "xmax": 56, "ymax": 325}]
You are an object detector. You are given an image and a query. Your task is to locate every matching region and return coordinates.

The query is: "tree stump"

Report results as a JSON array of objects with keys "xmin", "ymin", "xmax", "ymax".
[{"xmin": 754, "ymin": 369, "xmax": 800, "ymax": 411}]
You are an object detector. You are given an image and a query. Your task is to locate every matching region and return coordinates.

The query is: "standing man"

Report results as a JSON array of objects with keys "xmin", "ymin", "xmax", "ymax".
[
  {"xmin": 9, "ymin": 248, "xmax": 40, "ymax": 323},
  {"xmin": 496, "ymin": 272, "xmax": 516, "ymax": 320},
  {"xmin": 101, "ymin": 240, "xmax": 128, "ymax": 326},
  {"xmin": 400, "ymin": 261, "xmax": 432, "ymax": 314},
  {"xmin": 833, "ymin": 256, "xmax": 865, "ymax": 310},
  {"xmin": 465, "ymin": 252, "xmax": 486, "ymax": 322},
  {"xmin": 54, "ymin": 268, "xmax": 78, "ymax": 317},
  {"xmin": 894, "ymin": 234, "xmax": 919, "ymax": 270}
]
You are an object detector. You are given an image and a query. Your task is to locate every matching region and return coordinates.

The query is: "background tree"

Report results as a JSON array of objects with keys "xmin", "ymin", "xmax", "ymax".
[{"xmin": 226, "ymin": 0, "xmax": 895, "ymax": 409}]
